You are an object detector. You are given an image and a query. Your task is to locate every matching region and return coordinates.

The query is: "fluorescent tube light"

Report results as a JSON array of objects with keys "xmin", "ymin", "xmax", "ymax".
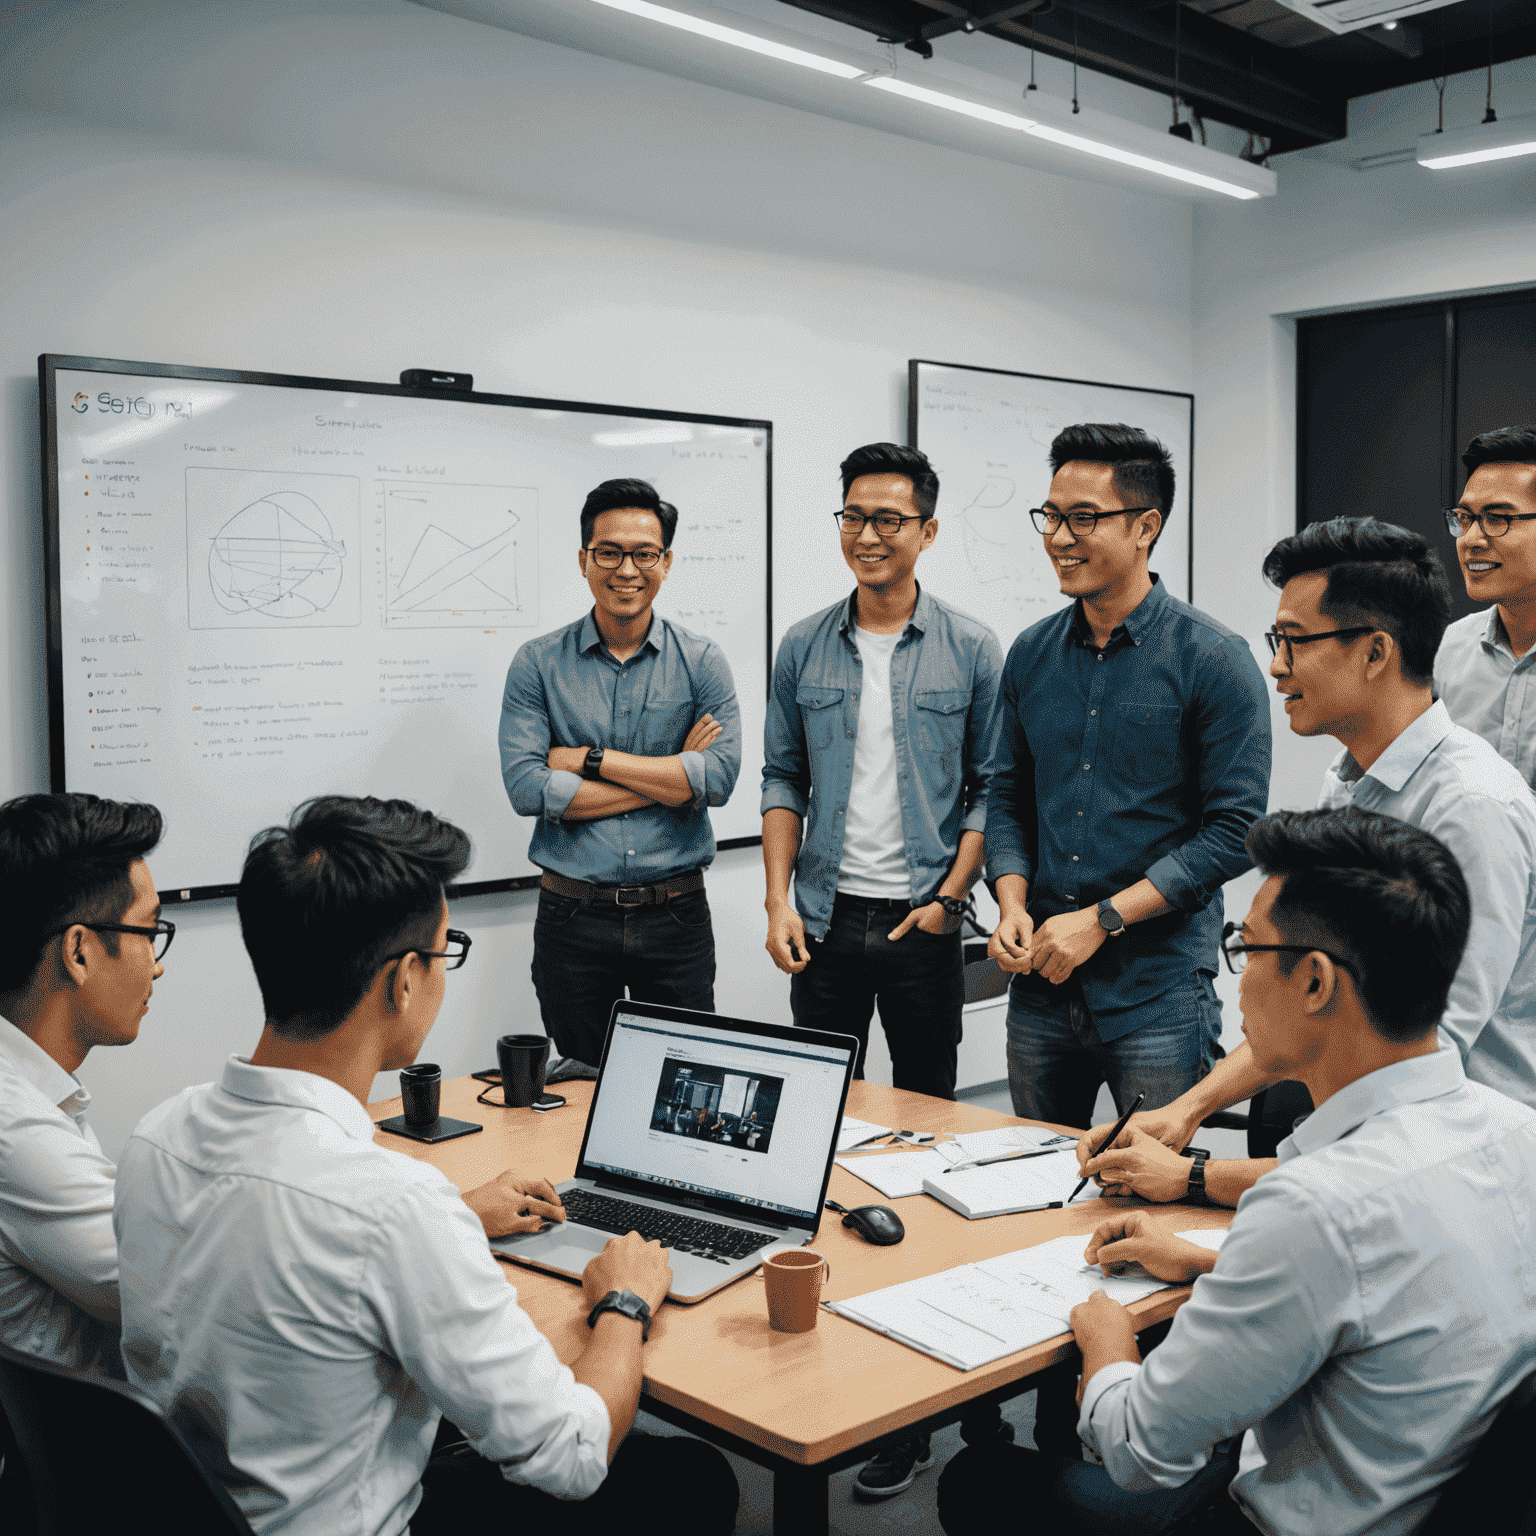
[
  {"xmin": 864, "ymin": 76, "xmax": 1038, "ymax": 134},
  {"xmin": 1025, "ymin": 123, "xmax": 1261, "ymax": 199},
  {"xmin": 1418, "ymin": 115, "xmax": 1536, "ymax": 170},
  {"xmin": 589, "ymin": 0, "xmax": 866, "ymax": 79}
]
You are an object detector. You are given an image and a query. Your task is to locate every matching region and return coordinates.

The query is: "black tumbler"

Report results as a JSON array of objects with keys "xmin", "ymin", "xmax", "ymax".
[
  {"xmin": 496, "ymin": 1034, "xmax": 550, "ymax": 1108},
  {"xmin": 400, "ymin": 1063, "xmax": 442, "ymax": 1126}
]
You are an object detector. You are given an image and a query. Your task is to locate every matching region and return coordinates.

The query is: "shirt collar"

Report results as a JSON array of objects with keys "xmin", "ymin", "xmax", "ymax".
[
  {"xmin": 1337, "ymin": 699, "xmax": 1455, "ymax": 794},
  {"xmin": 841, "ymin": 584, "xmax": 930, "ymax": 638},
  {"xmin": 0, "ymin": 1015, "xmax": 91, "ymax": 1119},
  {"xmin": 218, "ymin": 1054, "xmax": 379, "ymax": 1142},
  {"xmin": 1481, "ymin": 606, "xmax": 1507, "ymax": 652},
  {"xmin": 578, "ymin": 609, "xmax": 661, "ymax": 658},
  {"xmin": 1279, "ymin": 1048, "xmax": 1465, "ymax": 1163},
  {"xmin": 1070, "ymin": 573, "xmax": 1166, "ymax": 649}
]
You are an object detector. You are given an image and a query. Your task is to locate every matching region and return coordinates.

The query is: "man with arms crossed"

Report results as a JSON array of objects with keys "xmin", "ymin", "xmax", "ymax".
[
  {"xmin": 986, "ymin": 423, "xmax": 1271, "ymax": 1129},
  {"xmin": 1079, "ymin": 517, "xmax": 1536, "ymax": 1199},
  {"xmin": 0, "ymin": 792, "xmax": 169, "ymax": 1376},
  {"xmin": 501, "ymin": 478, "xmax": 740, "ymax": 1074},
  {"xmin": 115, "ymin": 796, "xmax": 736, "ymax": 1536},
  {"xmin": 941, "ymin": 807, "xmax": 1536, "ymax": 1535},
  {"xmin": 1436, "ymin": 424, "xmax": 1536, "ymax": 783}
]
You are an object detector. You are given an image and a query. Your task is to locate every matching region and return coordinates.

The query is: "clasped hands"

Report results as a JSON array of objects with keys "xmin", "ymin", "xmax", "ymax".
[
  {"xmin": 546, "ymin": 713, "xmax": 724, "ymax": 776},
  {"xmin": 989, "ymin": 904, "xmax": 1106, "ymax": 984}
]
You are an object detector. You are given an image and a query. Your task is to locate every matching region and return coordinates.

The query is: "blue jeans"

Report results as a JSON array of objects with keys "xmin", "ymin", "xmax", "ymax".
[{"xmin": 1006, "ymin": 973, "xmax": 1220, "ymax": 1129}]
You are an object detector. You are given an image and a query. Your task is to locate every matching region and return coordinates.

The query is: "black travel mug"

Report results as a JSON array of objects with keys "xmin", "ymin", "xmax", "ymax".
[
  {"xmin": 496, "ymin": 1034, "xmax": 550, "ymax": 1108},
  {"xmin": 400, "ymin": 1063, "xmax": 442, "ymax": 1126}
]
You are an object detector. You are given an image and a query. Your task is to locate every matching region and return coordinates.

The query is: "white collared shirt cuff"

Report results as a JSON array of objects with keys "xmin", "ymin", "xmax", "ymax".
[
  {"xmin": 1078, "ymin": 1359, "xmax": 1142, "ymax": 1453},
  {"xmin": 501, "ymin": 1380, "xmax": 612, "ymax": 1500}
]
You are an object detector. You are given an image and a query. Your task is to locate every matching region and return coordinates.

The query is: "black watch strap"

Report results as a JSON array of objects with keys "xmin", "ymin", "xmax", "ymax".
[
  {"xmin": 1180, "ymin": 1147, "xmax": 1211, "ymax": 1206},
  {"xmin": 582, "ymin": 746, "xmax": 606, "ymax": 782},
  {"xmin": 936, "ymin": 895, "xmax": 967, "ymax": 916},
  {"xmin": 586, "ymin": 1288, "xmax": 652, "ymax": 1341}
]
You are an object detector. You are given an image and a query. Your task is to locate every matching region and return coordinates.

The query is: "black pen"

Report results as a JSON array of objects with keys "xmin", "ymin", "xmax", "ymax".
[{"xmin": 1067, "ymin": 1091, "xmax": 1146, "ymax": 1203}]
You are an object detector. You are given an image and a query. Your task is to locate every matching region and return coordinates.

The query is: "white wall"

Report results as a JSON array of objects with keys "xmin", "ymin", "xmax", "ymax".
[{"xmin": 0, "ymin": 0, "xmax": 1195, "ymax": 1154}]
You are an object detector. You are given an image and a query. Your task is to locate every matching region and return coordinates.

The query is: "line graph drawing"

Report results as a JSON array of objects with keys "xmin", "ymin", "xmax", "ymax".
[
  {"xmin": 186, "ymin": 468, "xmax": 360, "ymax": 630},
  {"xmin": 383, "ymin": 481, "xmax": 538, "ymax": 629}
]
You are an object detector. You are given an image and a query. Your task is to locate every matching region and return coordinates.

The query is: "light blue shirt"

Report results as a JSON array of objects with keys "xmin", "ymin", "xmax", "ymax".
[
  {"xmin": 499, "ymin": 611, "xmax": 741, "ymax": 885},
  {"xmin": 1316, "ymin": 699, "xmax": 1536, "ymax": 1107},
  {"xmin": 1081, "ymin": 1051, "xmax": 1536, "ymax": 1536},
  {"xmin": 1434, "ymin": 605, "xmax": 1536, "ymax": 789}
]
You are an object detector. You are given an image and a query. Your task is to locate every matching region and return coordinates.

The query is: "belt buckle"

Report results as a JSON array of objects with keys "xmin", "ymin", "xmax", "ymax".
[{"xmin": 614, "ymin": 885, "xmax": 649, "ymax": 906}]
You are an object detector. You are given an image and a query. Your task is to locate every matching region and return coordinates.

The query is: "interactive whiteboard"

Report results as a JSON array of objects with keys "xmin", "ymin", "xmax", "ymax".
[
  {"xmin": 42, "ymin": 356, "xmax": 770, "ymax": 900},
  {"xmin": 909, "ymin": 360, "xmax": 1193, "ymax": 648}
]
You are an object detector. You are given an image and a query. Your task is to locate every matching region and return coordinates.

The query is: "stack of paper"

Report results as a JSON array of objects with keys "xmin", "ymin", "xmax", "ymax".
[
  {"xmin": 835, "ymin": 1124, "xmax": 1079, "ymax": 1201},
  {"xmin": 827, "ymin": 1230, "xmax": 1227, "ymax": 1371},
  {"xmin": 941, "ymin": 1125, "xmax": 1079, "ymax": 1162},
  {"xmin": 834, "ymin": 1148, "xmax": 956, "ymax": 1199},
  {"xmin": 923, "ymin": 1149, "xmax": 1097, "ymax": 1219}
]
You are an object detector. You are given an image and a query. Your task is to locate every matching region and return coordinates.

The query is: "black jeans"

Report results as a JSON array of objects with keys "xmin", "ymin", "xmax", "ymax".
[
  {"xmin": 530, "ymin": 886, "xmax": 716, "ymax": 1066},
  {"xmin": 790, "ymin": 893, "xmax": 964, "ymax": 1100},
  {"xmin": 414, "ymin": 1431, "xmax": 739, "ymax": 1536}
]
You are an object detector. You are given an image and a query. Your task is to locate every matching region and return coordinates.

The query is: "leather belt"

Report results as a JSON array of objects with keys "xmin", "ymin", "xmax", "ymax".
[{"xmin": 540, "ymin": 868, "xmax": 705, "ymax": 907}]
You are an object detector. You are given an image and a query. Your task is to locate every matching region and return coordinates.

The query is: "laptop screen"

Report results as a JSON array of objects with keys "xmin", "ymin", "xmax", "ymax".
[{"xmin": 580, "ymin": 1010, "xmax": 854, "ymax": 1225}]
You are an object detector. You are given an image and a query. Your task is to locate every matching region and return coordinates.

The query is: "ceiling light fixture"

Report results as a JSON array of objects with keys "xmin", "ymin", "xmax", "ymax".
[
  {"xmin": 1417, "ymin": 113, "xmax": 1536, "ymax": 170},
  {"xmin": 864, "ymin": 76, "xmax": 1037, "ymax": 133},
  {"xmin": 1026, "ymin": 123, "xmax": 1261, "ymax": 198},
  {"xmin": 588, "ymin": 0, "xmax": 866, "ymax": 79}
]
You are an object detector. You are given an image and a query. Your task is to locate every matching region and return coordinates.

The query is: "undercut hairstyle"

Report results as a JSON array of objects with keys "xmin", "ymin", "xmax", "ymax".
[
  {"xmin": 238, "ymin": 796, "xmax": 471, "ymax": 1042},
  {"xmin": 1048, "ymin": 423, "xmax": 1175, "ymax": 553},
  {"xmin": 0, "ymin": 793, "xmax": 164, "ymax": 994},
  {"xmin": 579, "ymin": 478, "xmax": 679, "ymax": 550},
  {"xmin": 1261, "ymin": 517, "xmax": 1450, "ymax": 687},
  {"xmin": 1462, "ymin": 424, "xmax": 1536, "ymax": 475},
  {"xmin": 1246, "ymin": 806, "xmax": 1470, "ymax": 1044},
  {"xmin": 839, "ymin": 443, "xmax": 940, "ymax": 521}
]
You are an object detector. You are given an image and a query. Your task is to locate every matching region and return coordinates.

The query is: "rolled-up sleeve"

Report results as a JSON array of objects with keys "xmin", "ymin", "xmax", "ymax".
[
  {"xmin": 961, "ymin": 630, "xmax": 1005, "ymax": 834},
  {"xmin": 499, "ymin": 648, "xmax": 580, "ymax": 825},
  {"xmin": 365, "ymin": 1184, "xmax": 611, "ymax": 1501},
  {"xmin": 983, "ymin": 653, "xmax": 1036, "ymax": 883},
  {"xmin": 1144, "ymin": 635, "xmax": 1271, "ymax": 912},
  {"xmin": 681, "ymin": 644, "xmax": 741, "ymax": 810},
  {"xmin": 761, "ymin": 636, "xmax": 810, "ymax": 819}
]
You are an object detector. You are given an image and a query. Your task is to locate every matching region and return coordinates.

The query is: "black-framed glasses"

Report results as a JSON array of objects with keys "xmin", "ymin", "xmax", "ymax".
[
  {"xmin": 835, "ymin": 510, "xmax": 925, "ymax": 537},
  {"xmin": 1264, "ymin": 626, "xmax": 1375, "ymax": 666},
  {"xmin": 1444, "ymin": 508, "xmax": 1536, "ymax": 540},
  {"xmin": 585, "ymin": 545, "xmax": 664, "ymax": 570},
  {"xmin": 1028, "ymin": 506, "xmax": 1154, "ymax": 536},
  {"xmin": 47, "ymin": 919, "xmax": 177, "ymax": 961},
  {"xmin": 383, "ymin": 929, "xmax": 472, "ymax": 971},
  {"xmin": 1220, "ymin": 921, "xmax": 1355, "ymax": 977}
]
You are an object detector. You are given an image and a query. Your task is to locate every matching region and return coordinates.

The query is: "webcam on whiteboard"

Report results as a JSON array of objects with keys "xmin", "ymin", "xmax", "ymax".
[{"xmin": 400, "ymin": 369, "xmax": 473, "ymax": 392}]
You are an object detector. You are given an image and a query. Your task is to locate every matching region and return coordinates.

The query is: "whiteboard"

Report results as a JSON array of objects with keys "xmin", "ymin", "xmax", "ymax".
[
  {"xmin": 908, "ymin": 361, "xmax": 1193, "ymax": 648},
  {"xmin": 43, "ymin": 356, "xmax": 770, "ymax": 901}
]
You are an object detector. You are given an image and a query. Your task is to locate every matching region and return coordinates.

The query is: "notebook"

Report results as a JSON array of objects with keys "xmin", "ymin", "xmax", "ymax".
[{"xmin": 923, "ymin": 1148, "xmax": 1099, "ymax": 1219}]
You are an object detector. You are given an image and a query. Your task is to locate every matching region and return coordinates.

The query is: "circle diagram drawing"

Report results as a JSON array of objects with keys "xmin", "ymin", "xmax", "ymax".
[{"xmin": 207, "ymin": 490, "xmax": 347, "ymax": 619}]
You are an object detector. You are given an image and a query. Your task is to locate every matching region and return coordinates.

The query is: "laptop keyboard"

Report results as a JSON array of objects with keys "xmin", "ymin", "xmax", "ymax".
[{"xmin": 562, "ymin": 1189, "xmax": 777, "ymax": 1264}]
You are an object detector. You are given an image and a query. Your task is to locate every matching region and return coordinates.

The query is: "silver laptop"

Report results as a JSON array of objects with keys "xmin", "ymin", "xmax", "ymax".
[{"xmin": 492, "ymin": 1001, "xmax": 857, "ymax": 1304}]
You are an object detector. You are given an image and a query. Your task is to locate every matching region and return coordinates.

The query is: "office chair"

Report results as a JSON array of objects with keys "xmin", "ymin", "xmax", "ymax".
[
  {"xmin": 1418, "ymin": 1371, "xmax": 1536, "ymax": 1534},
  {"xmin": 0, "ymin": 1339, "xmax": 256, "ymax": 1536}
]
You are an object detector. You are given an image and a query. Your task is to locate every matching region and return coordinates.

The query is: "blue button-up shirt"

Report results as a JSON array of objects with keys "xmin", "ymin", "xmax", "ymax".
[
  {"xmin": 985, "ymin": 577, "xmax": 1271, "ymax": 1040},
  {"xmin": 1434, "ymin": 605, "xmax": 1536, "ymax": 789},
  {"xmin": 499, "ymin": 611, "xmax": 740, "ymax": 885},
  {"xmin": 760, "ymin": 587, "xmax": 1002, "ymax": 940},
  {"xmin": 1081, "ymin": 1051, "xmax": 1536, "ymax": 1536}
]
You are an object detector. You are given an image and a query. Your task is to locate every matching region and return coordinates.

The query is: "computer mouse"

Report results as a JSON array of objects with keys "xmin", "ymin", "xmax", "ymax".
[{"xmin": 840, "ymin": 1204, "xmax": 905, "ymax": 1246}]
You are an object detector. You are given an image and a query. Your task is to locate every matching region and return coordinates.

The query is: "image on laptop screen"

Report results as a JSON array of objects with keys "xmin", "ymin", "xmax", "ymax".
[{"xmin": 581, "ymin": 1012, "xmax": 854, "ymax": 1225}]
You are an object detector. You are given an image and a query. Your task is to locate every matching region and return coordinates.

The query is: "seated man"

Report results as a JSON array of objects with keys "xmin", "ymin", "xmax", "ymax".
[
  {"xmin": 0, "ymin": 792, "xmax": 168, "ymax": 1376},
  {"xmin": 939, "ymin": 807, "xmax": 1536, "ymax": 1536},
  {"xmin": 115, "ymin": 795, "xmax": 736, "ymax": 1536}
]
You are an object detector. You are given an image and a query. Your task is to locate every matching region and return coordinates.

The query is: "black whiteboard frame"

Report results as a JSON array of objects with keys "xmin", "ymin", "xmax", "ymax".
[
  {"xmin": 40, "ymin": 353, "xmax": 772, "ymax": 904},
  {"xmin": 906, "ymin": 359, "xmax": 1195, "ymax": 605}
]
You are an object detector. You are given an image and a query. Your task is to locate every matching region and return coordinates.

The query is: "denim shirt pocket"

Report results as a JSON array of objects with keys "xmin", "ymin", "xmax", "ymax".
[
  {"xmin": 795, "ymin": 685, "xmax": 845, "ymax": 751},
  {"xmin": 639, "ymin": 696, "xmax": 695, "ymax": 755},
  {"xmin": 1111, "ymin": 701, "xmax": 1183, "ymax": 781},
  {"xmin": 914, "ymin": 689, "xmax": 970, "ymax": 756}
]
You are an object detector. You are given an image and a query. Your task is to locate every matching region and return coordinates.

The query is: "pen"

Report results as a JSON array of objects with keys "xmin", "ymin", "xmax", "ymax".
[
  {"xmin": 1067, "ymin": 1091, "xmax": 1146, "ymax": 1203},
  {"xmin": 942, "ymin": 1147, "xmax": 1063, "ymax": 1174}
]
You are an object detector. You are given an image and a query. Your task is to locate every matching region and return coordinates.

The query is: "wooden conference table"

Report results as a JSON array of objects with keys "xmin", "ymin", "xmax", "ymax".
[{"xmin": 369, "ymin": 1075, "xmax": 1231, "ymax": 1536}]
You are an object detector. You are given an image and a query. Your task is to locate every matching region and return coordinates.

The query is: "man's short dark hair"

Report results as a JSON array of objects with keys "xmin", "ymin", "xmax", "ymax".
[
  {"xmin": 1246, "ymin": 806, "xmax": 1470, "ymax": 1044},
  {"xmin": 579, "ymin": 478, "xmax": 679, "ymax": 549},
  {"xmin": 839, "ymin": 443, "xmax": 940, "ymax": 521},
  {"xmin": 1261, "ymin": 517, "xmax": 1450, "ymax": 687},
  {"xmin": 1048, "ymin": 423, "xmax": 1175, "ymax": 554},
  {"xmin": 237, "ymin": 796, "xmax": 471, "ymax": 1042},
  {"xmin": 0, "ymin": 793, "xmax": 164, "ymax": 994},
  {"xmin": 1462, "ymin": 424, "xmax": 1536, "ymax": 475}
]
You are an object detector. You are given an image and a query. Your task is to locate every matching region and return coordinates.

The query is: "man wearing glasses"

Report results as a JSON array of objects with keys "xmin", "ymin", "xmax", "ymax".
[
  {"xmin": 500, "ymin": 477, "xmax": 741, "ymax": 1074},
  {"xmin": 0, "ymin": 791, "xmax": 169, "ymax": 1375},
  {"xmin": 115, "ymin": 795, "xmax": 737, "ymax": 1536},
  {"xmin": 1435, "ymin": 425, "xmax": 1536, "ymax": 784},
  {"xmin": 986, "ymin": 423, "xmax": 1271, "ymax": 1134}
]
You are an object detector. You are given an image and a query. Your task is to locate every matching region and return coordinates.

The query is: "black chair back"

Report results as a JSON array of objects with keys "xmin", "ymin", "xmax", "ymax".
[
  {"xmin": 1244, "ymin": 1079, "xmax": 1314, "ymax": 1160},
  {"xmin": 1419, "ymin": 1371, "xmax": 1536, "ymax": 1534},
  {"xmin": 0, "ymin": 1339, "xmax": 255, "ymax": 1536}
]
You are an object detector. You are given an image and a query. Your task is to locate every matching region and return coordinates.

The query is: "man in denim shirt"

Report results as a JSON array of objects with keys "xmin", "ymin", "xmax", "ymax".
[
  {"xmin": 500, "ymin": 479, "xmax": 740, "ymax": 1071},
  {"xmin": 987, "ymin": 424, "xmax": 1270, "ymax": 1130}
]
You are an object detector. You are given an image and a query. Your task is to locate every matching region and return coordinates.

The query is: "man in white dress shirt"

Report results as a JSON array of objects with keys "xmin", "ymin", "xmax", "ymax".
[
  {"xmin": 114, "ymin": 795, "xmax": 736, "ymax": 1536},
  {"xmin": 0, "ymin": 792, "xmax": 169, "ymax": 1375},
  {"xmin": 940, "ymin": 806, "xmax": 1536, "ymax": 1535}
]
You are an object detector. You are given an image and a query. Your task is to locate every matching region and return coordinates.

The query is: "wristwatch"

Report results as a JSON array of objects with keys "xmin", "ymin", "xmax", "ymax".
[
  {"xmin": 1097, "ymin": 899, "xmax": 1126, "ymax": 936},
  {"xmin": 936, "ymin": 895, "xmax": 968, "ymax": 918},
  {"xmin": 586, "ymin": 1288, "xmax": 652, "ymax": 1341},
  {"xmin": 1180, "ymin": 1146, "xmax": 1211, "ymax": 1205},
  {"xmin": 582, "ymin": 746, "xmax": 606, "ymax": 782}
]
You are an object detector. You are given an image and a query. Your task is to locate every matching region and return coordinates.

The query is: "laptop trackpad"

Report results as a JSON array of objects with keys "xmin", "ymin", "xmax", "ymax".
[{"xmin": 526, "ymin": 1233, "xmax": 609, "ymax": 1270}]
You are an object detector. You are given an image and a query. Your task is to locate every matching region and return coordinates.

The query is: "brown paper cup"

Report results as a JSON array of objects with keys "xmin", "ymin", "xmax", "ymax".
[{"xmin": 763, "ymin": 1249, "xmax": 831, "ymax": 1333}]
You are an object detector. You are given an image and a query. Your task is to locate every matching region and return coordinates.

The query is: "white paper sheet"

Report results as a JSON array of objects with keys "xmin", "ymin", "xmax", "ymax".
[
  {"xmin": 923, "ymin": 1149, "xmax": 1098, "ymax": 1216},
  {"xmin": 837, "ymin": 1116, "xmax": 893, "ymax": 1153},
  {"xmin": 940, "ymin": 1124, "xmax": 1079, "ymax": 1163},
  {"xmin": 834, "ymin": 1148, "xmax": 955, "ymax": 1199}
]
